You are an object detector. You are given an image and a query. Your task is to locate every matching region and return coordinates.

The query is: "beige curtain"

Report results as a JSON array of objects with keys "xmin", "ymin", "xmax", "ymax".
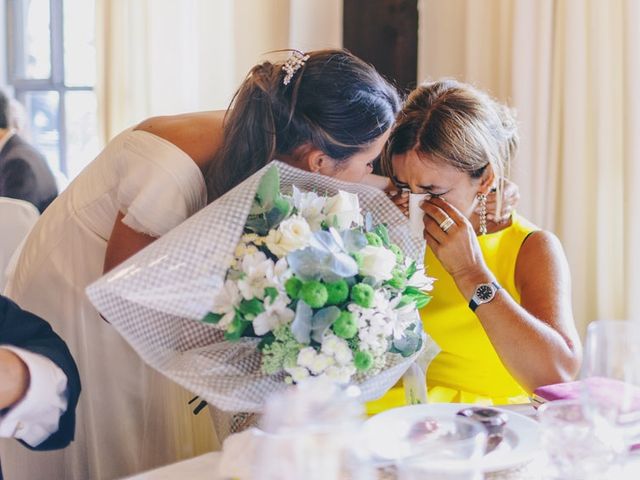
[
  {"xmin": 418, "ymin": 0, "xmax": 640, "ymax": 334},
  {"xmin": 96, "ymin": 0, "xmax": 342, "ymax": 143}
]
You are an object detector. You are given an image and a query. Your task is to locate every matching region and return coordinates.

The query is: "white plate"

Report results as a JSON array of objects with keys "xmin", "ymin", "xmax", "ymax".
[{"xmin": 363, "ymin": 403, "xmax": 541, "ymax": 472}]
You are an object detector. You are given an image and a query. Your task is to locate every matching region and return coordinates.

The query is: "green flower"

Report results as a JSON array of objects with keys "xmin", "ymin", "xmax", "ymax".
[
  {"xmin": 325, "ymin": 279, "xmax": 350, "ymax": 306},
  {"xmin": 299, "ymin": 280, "xmax": 328, "ymax": 308},
  {"xmin": 285, "ymin": 277, "xmax": 303, "ymax": 300},
  {"xmin": 386, "ymin": 268, "xmax": 407, "ymax": 290},
  {"xmin": 351, "ymin": 283, "xmax": 375, "ymax": 308},
  {"xmin": 332, "ymin": 311, "xmax": 358, "ymax": 339},
  {"xmin": 365, "ymin": 232, "xmax": 383, "ymax": 247},
  {"xmin": 389, "ymin": 243, "xmax": 404, "ymax": 264},
  {"xmin": 354, "ymin": 350, "xmax": 374, "ymax": 372}
]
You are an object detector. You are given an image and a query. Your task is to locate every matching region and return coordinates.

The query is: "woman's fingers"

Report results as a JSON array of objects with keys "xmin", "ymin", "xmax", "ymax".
[{"xmin": 426, "ymin": 197, "xmax": 467, "ymax": 226}]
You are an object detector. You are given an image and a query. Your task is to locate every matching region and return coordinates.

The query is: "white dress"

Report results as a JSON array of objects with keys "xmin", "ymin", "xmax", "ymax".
[{"xmin": 1, "ymin": 129, "xmax": 218, "ymax": 480}]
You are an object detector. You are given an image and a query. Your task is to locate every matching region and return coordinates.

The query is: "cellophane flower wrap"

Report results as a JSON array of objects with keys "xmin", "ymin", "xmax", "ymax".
[{"xmin": 87, "ymin": 162, "xmax": 438, "ymax": 413}]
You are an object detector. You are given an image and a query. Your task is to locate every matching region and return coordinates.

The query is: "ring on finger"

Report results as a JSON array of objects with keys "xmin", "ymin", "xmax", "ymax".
[{"xmin": 439, "ymin": 216, "xmax": 455, "ymax": 233}]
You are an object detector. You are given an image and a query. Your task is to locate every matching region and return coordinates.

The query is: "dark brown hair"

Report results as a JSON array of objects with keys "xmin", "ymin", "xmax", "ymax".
[{"xmin": 205, "ymin": 49, "xmax": 401, "ymax": 201}]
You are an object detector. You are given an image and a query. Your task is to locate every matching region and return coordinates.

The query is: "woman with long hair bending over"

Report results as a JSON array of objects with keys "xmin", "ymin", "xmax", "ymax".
[{"xmin": 2, "ymin": 50, "xmax": 401, "ymax": 480}]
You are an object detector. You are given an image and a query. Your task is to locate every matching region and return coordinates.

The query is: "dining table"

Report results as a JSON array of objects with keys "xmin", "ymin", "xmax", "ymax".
[{"xmin": 124, "ymin": 404, "xmax": 640, "ymax": 480}]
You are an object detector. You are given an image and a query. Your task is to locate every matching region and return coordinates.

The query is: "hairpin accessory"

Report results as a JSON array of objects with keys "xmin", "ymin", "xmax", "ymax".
[{"xmin": 282, "ymin": 51, "xmax": 310, "ymax": 86}]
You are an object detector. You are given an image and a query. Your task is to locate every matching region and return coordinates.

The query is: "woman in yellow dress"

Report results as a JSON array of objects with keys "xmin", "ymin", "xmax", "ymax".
[{"xmin": 369, "ymin": 79, "xmax": 582, "ymax": 412}]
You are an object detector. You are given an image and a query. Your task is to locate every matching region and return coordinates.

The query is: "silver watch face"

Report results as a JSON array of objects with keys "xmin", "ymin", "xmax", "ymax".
[{"xmin": 475, "ymin": 284, "xmax": 495, "ymax": 302}]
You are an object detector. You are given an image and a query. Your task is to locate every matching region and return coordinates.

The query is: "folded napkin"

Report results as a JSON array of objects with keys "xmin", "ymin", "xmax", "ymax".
[{"xmin": 532, "ymin": 377, "xmax": 640, "ymax": 412}]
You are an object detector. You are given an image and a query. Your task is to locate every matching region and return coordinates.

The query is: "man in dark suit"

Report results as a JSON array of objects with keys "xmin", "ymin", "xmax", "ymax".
[
  {"xmin": 0, "ymin": 90, "xmax": 58, "ymax": 213},
  {"xmin": 0, "ymin": 295, "xmax": 81, "ymax": 452}
]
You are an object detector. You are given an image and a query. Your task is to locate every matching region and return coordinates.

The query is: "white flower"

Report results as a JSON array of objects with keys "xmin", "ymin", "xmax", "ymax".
[
  {"xmin": 210, "ymin": 280, "xmax": 242, "ymax": 328},
  {"xmin": 334, "ymin": 342, "xmax": 353, "ymax": 366},
  {"xmin": 308, "ymin": 352, "xmax": 335, "ymax": 375},
  {"xmin": 324, "ymin": 365, "xmax": 356, "ymax": 384},
  {"xmin": 321, "ymin": 334, "xmax": 353, "ymax": 366},
  {"xmin": 292, "ymin": 187, "xmax": 327, "ymax": 230},
  {"xmin": 272, "ymin": 258, "xmax": 292, "ymax": 290},
  {"xmin": 323, "ymin": 191, "xmax": 363, "ymax": 229},
  {"xmin": 297, "ymin": 347, "xmax": 318, "ymax": 369},
  {"xmin": 252, "ymin": 295, "xmax": 295, "ymax": 335},
  {"xmin": 265, "ymin": 215, "xmax": 313, "ymax": 258},
  {"xmin": 407, "ymin": 266, "xmax": 436, "ymax": 291},
  {"xmin": 237, "ymin": 251, "xmax": 275, "ymax": 300},
  {"xmin": 285, "ymin": 366, "xmax": 310, "ymax": 383},
  {"xmin": 358, "ymin": 245, "xmax": 397, "ymax": 281}
]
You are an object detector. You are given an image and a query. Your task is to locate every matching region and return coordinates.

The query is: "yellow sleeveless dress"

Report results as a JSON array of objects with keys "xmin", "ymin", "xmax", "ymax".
[{"xmin": 367, "ymin": 214, "xmax": 538, "ymax": 414}]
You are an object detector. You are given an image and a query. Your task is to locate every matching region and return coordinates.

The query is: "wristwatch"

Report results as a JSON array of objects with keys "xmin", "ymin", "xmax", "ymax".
[{"xmin": 468, "ymin": 281, "xmax": 501, "ymax": 311}]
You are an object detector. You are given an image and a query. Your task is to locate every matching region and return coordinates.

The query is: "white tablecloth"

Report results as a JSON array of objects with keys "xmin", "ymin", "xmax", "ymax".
[{"xmin": 123, "ymin": 404, "xmax": 640, "ymax": 480}]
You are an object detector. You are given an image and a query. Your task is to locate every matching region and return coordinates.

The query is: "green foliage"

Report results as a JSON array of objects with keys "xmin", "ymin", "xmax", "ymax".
[
  {"xmin": 264, "ymin": 287, "xmax": 279, "ymax": 303},
  {"xmin": 224, "ymin": 315, "xmax": 252, "ymax": 341},
  {"xmin": 202, "ymin": 312, "xmax": 223, "ymax": 324},
  {"xmin": 365, "ymin": 232, "xmax": 383, "ymax": 247},
  {"xmin": 386, "ymin": 268, "xmax": 407, "ymax": 290},
  {"xmin": 246, "ymin": 165, "xmax": 292, "ymax": 235},
  {"xmin": 402, "ymin": 286, "xmax": 432, "ymax": 309},
  {"xmin": 238, "ymin": 298, "xmax": 265, "ymax": 320},
  {"xmin": 373, "ymin": 223, "xmax": 391, "ymax": 247},
  {"xmin": 389, "ymin": 243, "xmax": 404, "ymax": 264}
]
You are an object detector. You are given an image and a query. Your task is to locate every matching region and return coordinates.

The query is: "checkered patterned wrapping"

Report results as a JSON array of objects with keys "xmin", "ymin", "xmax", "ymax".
[{"xmin": 87, "ymin": 162, "xmax": 434, "ymax": 412}]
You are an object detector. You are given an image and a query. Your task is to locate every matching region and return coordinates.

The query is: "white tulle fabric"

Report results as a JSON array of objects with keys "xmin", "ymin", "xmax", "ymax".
[
  {"xmin": 1, "ymin": 129, "xmax": 215, "ymax": 480},
  {"xmin": 87, "ymin": 162, "xmax": 435, "ymax": 434}
]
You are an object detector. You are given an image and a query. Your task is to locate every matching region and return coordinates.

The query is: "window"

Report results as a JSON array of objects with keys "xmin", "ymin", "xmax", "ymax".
[{"xmin": 7, "ymin": 0, "xmax": 99, "ymax": 181}]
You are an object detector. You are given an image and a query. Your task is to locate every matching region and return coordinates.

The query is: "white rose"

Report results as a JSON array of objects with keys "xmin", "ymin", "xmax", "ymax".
[
  {"xmin": 323, "ymin": 191, "xmax": 363, "ymax": 230},
  {"xmin": 358, "ymin": 245, "xmax": 397, "ymax": 281},
  {"xmin": 265, "ymin": 215, "xmax": 312, "ymax": 258},
  {"xmin": 292, "ymin": 187, "xmax": 327, "ymax": 230}
]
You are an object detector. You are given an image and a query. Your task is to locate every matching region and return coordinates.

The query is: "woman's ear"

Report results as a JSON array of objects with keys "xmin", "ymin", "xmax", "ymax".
[
  {"xmin": 478, "ymin": 165, "xmax": 496, "ymax": 195},
  {"xmin": 305, "ymin": 149, "xmax": 328, "ymax": 173}
]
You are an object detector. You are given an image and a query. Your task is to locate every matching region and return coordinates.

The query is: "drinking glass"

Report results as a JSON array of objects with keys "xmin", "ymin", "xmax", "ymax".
[
  {"xmin": 581, "ymin": 320, "xmax": 640, "ymax": 450},
  {"xmin": 395, "ymin": 415, "xmax": 487, "ymax": 480},
  {"xmin": 538, "ymin": 399, "xmax": 625, "ymax": 479}
]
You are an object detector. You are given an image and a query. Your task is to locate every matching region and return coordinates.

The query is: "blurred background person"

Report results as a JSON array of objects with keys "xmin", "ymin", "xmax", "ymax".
[{"xmin": 0, "ymin": 89, "xmax": 58, "ymax": 213}]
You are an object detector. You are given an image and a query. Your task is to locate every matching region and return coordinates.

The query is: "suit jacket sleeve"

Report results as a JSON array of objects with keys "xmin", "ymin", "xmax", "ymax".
[{"xmin": 0, "ymin": 296, "xmax": 81, "ymax": 450}]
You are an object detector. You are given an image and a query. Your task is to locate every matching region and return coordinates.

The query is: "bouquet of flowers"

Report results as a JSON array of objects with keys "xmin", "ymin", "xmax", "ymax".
[
  {"xmin": 87, "ymin": 162, "xmax": 439, "ymax": 415},
  {"xmin": 204, "ymin": 165, "xmax": 433, "ymax": 385}
]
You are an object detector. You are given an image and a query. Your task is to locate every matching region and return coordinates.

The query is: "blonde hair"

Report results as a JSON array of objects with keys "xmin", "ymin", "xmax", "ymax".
[{"xmin": 382, "ymin": 79, "xmax": 518, "ymax": 216}]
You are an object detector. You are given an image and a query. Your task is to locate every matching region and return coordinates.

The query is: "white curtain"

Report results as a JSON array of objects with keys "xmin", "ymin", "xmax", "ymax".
[
  {"xmin": 96, "ymin": 0, "xmax": 342, "ymax": 143},
  {"xmin": 418, "ymin": 0, "xmax": 640, "ymax": 334}
]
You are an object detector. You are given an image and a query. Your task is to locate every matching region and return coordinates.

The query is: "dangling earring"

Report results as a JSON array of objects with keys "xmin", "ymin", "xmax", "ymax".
[{"xmin": 477, "ymin": 193, "xmax": 487, "ymax": 235}]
